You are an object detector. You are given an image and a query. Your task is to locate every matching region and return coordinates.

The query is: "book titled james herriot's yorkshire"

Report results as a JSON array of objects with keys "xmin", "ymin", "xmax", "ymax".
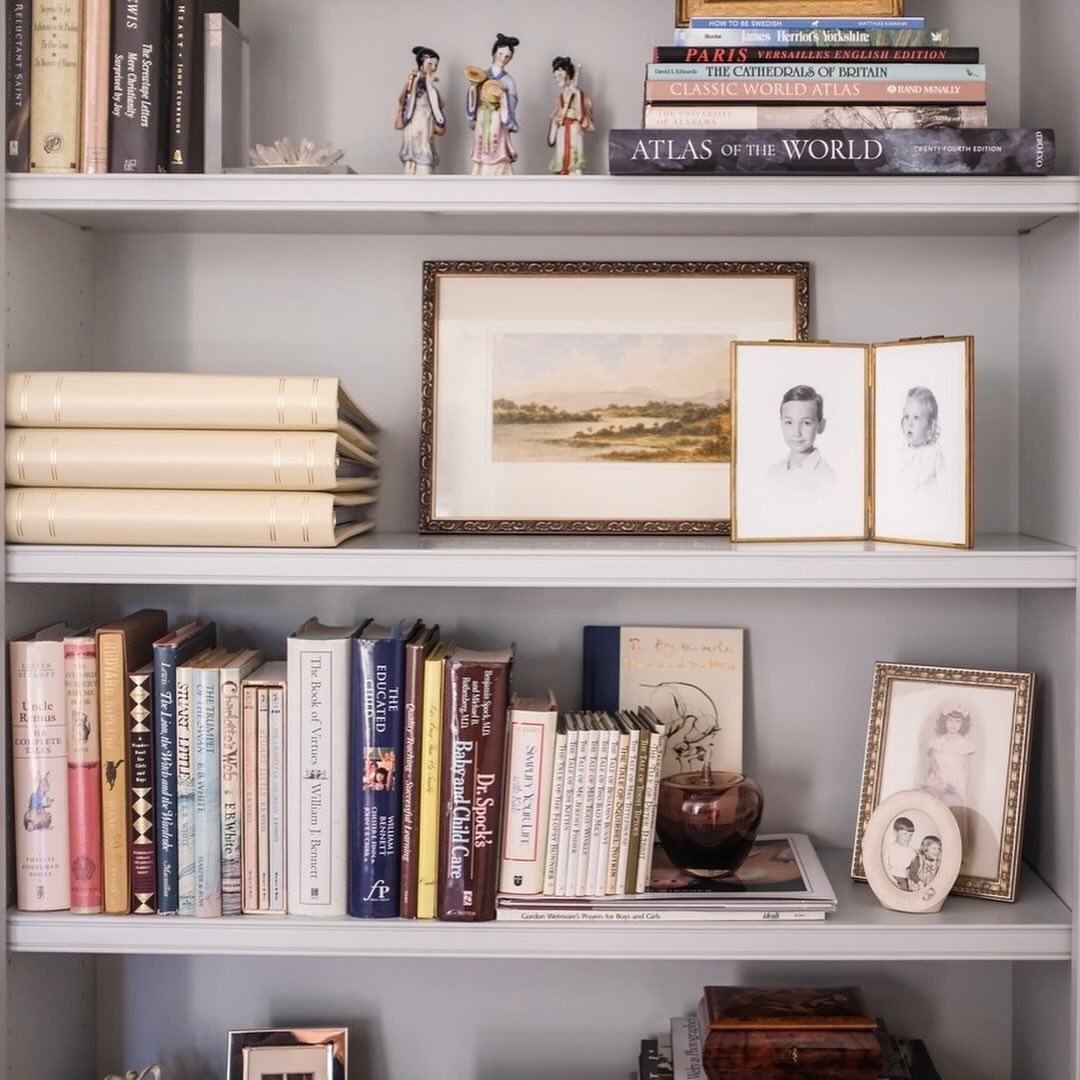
[{"xmin": 608, "ymin": 129, "xmax": 1055, "ymax": 176}]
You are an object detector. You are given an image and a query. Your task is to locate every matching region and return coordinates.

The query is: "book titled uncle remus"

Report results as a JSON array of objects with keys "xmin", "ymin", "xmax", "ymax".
[{"xmin": 608, "ymin": 128, "xmax": 1055, "ymax": 175}]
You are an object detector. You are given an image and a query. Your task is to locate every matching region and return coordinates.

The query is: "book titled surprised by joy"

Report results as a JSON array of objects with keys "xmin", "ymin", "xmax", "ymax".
[{"xmin": 582, "ymin": 626, "xmax": 743, "ymax": 777}]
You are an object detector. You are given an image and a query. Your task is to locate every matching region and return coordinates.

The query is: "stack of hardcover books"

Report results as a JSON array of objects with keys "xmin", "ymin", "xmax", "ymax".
[
  {"xmin": 496, "ymin": 832, "xmax": 837, "ymax": 922},
  {"xmin": 4, "ymin": 372, "xmax": 379, "ymax": 546},
  {"xmin": 637, "ymin": 985, "xmax": 943, "ymax": 1079},
  {"xmin": 610, "ymin": 14, "xmax": 1054, "ymax": 175}
]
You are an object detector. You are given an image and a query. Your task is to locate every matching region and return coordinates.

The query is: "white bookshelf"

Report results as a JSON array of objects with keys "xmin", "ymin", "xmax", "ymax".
[{"xmin": 3, "ymin": 0, "xmax": 1079, "ymax": 1077}]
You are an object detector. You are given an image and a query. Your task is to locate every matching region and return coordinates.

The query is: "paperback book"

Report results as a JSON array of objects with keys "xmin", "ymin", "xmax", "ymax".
[
  {"xmin": 609, "ymin": 129, "xmax": 1055, "ymax": 176},
  {"xmin": 673, "ymin": 29, "xmax": 950, "ymax": 48}
]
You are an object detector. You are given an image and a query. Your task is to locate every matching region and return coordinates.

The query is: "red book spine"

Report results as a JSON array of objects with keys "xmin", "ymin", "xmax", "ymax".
[
  {"xmin": 128, "ymin": 663, "xmax": 157, "ymax": 913},
  {"xmin": 64, "ymin": 637, "xmax": 102, "ymax": 913},
  {"xmin": 437, "ymin": 650, "xmax": 513, "ymax": 921}
]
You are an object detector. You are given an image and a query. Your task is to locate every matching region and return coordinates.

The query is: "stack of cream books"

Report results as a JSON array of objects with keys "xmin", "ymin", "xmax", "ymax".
[{"xmin": 4, "ymin": 372, "xmax": 378, "ymax": 546}]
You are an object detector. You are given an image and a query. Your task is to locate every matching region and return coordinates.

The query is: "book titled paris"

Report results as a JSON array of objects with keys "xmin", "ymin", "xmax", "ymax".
[{"xmin": 582, "ymin": 626, "xmax": 743, "ymax": 776}]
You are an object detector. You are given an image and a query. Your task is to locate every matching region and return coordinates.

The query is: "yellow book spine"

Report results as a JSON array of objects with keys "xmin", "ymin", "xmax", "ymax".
[
  {"xmin": 97, "ymin": 632, "xmax": 128, "ymax": 913},
  {"xmin": 416, "ymin": 646, "xmax": 448, "ymax": 920}
]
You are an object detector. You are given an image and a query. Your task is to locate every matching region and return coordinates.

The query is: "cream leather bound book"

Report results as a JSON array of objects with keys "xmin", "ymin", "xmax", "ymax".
[
  {"xmin": 5, "ymin": 429, "xmax": 378, "ymax": 490},
  {"xmin": 6, "ymin": 373, "xmax": 378, "ymax": 452},
  {"xmin": 6, "ymin": 489, "xmax": 375, "ymax": 546}
]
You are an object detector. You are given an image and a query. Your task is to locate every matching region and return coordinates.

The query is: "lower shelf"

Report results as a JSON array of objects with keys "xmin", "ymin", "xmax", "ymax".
[{"xmin": 6, "ymin": 852, "xmax": 1069, "ymax": 961}]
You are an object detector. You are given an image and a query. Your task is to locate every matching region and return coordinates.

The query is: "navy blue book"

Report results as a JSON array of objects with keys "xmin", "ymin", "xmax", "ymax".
[
  {"xmin": 349, "ymin": 619, "xmax": 423, "ymax": 917},
  {"xmin": 153, "ymin": 620, "xmax": 216, "ymax": 913}
]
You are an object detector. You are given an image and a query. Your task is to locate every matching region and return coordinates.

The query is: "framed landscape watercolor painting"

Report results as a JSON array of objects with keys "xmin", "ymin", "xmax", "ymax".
[
  {"xmin": 675, "ymin": 0, "xmax": 903, "ymax": 25},
  {"xmin": 419, "ymin": 260, "xmax": 809, "ymax": 534}
]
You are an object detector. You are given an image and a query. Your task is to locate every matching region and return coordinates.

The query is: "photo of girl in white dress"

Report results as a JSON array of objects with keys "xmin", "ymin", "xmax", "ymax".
[{"xmin": 925, "ymin": 705, "xmax": 976, "ymax": 851}]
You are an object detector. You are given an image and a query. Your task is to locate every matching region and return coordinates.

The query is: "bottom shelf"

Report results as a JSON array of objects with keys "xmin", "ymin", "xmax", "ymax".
[{"xmin": 6, "ymin": 851, "xmax": 1070, "ymax": 961}]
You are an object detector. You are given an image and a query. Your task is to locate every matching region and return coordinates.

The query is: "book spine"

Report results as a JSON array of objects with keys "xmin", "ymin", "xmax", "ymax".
[
  {"xmin": 624, "ymin": 725, "xmax": 651, "ymax": 894},
  {"xmin": 594, "ymin": 724, "xmax": 620, "ymax": 897},
  {"xmin": 80, "ymin": 0, "xmax": 110, "ymax": 171},
  {"xmin": 29, "ymin": 0, "xmax": 81, "ymax": 171},
  {"xmin": 609, "ymin": 129, "xmax": 1056, "ymax": 176},
  {"xmin": 554, "ymin": 718, "xmax": 580, "ymax": 896},
  {"xmin": 671, "ymin": 1015, "xmax": 706, "ymax": 1080},
  {"xmin": 499, "ymin": 707, "xmax": 558, "ymax": 895},
  {"xmin": 287, "ymin": 638, "xmax": 350, "ymax": 916},
  {"xmin": 437, "ymin": 657, "xmax": 511, "ymax": 921},
  {"xmin": 255, "ymin": 686, "xmax": 270, "ymax": 909},
  {"xmin": 642, "ymin": 103, "xmax": 989, "ymax": 130},
  {"xmin": 64, "ymin": 637, "xmax": 101, "ymax": 913},
  {"xmin": 349, "ymin": 636, "xmax": 406, "ymax": 918},
  {"xmin": 97, "ymin": 631, "xmax": 129, "ymax": 913},
  {"xmin": 152, "ymin": 644, "xmax": 179, "ymax": 914},
  {"xmin": 688, "ymin": 17, "xmax": 925, "ymax": 28},
  {"xmin": 559, "ymin": 718, "xmax": 586, "ymax": 897},
  {"xmin": 673, "ymin": 28, "xmax": 950, "ymax": 46},
  {"xmin": 605, "ymin": 729, "xmax": 630, "ymax": 895},
  {"xmin": 175, "ymin": 663, "xmax": 195, "ymax": 914},
  {"xmin": 647, "ymin": 63, "xmax": 984, "ymax": 81},
  {"xmin": 540, "ymin": 718, "xmax": 567, "ymax": 897},
  {"xmin": 127, "ymin": 664, "xmax": 156, "ymax": 913},
  {"xmin": 495, "ymin": 906, "xmax": 825, "ymax": 923},
  {"xmin": 398, "ymin": 638, "xmax": 427, "ymax": 918},
  {"xmin": 635, "ymin": 725, "xmax": 667, "ymax": 893},
  {"xmin": 581, "ymin": 626, "xmax": 619, "ymax": 712},
  {"xmin": 267, "ymin": 684, "xmax": 286, "ymax": 912},
  {"xmin": 108, "ymin": 0, "xmax": 167, "ymax": 172},
  {"xmin": 615, "ymin": 724, "xmax": 640, "ymax": 894},
  {"xmin": 416, "ymin": 651, "xmax": 445, "ymax": 919},
  {"xmin": 6, "ymin": 0, "xmax": 30, "ymax": 171},
  {"xmin": 643, "ymin": 80, "xmax": 986, "ymax": 103},
  {"xmin": 575, "ymin": 722, "xmax": 601, "ymax": 897},
  {"xmin": 167, "ymin": 0, "xmax": 200, "ymax": 170},
  {"xmin": 219, "ymin": 667, "xmax": 243, "ymax": 914},
  {"xmin": 10, "ymin": 638, "xmax": 71, "ymax": 910},
  {"xmin": 651, "ymin": 46, "xmax": 979, "ymax": 63},
  {"xmin": 193, "ymin": 666, "xmax": 222, "ymax": 917},
  {"xmin": 584, "ymin": 723, "xmax": 610, "ymax": 896},
  {"xmin": 240, "ymin": 684, "xmax": 258, "ymax": 911}
]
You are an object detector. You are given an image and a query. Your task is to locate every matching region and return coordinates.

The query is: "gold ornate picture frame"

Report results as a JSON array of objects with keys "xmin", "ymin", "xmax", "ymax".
[
  {"xmin": 852, "ymin": 663, "xmax": 1036, "ymax": 902},
  {"xmin": 419, "ymin": 260, "xmax": 809, "ymax": 535},
  {"xmin": 676, "ymin": 0, "xmax": 903, "ymax": 26}
]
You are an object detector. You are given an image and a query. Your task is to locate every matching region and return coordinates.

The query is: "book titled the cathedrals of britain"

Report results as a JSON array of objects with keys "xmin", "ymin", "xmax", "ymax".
[{"xmin": 608, "ymin": 128, "xmax": 1055, "ymax": 176}]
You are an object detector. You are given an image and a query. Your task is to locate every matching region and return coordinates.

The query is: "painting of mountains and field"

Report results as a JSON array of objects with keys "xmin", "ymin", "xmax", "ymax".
[{"xmin": 491, "ymin": 331, "xmax": 731, "ymax": 465}]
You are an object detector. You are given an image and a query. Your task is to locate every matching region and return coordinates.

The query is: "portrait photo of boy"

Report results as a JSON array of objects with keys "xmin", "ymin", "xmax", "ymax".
[{"xmin": 731, "ymin": 342, "xmax": 868, "ymax": 542}]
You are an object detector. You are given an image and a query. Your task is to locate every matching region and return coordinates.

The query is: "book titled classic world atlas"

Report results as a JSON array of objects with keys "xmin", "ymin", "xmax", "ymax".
[{"xmin": 609, "ymin": 128, "xmax": 1055, "ymax": 176}]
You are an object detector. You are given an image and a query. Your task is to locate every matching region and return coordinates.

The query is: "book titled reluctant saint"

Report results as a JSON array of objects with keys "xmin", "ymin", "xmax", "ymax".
[{"xmin": 608, "ymin": 128, "xmax": 1055, "ymax": 175}]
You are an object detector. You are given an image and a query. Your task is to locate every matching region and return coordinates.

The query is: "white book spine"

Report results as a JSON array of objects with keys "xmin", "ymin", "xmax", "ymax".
[
  {"xmin": 286, "ymin": 635, "xmax": 349, "ymax": 916},
  {"xmin": 256, "ymin": 688, "xmax": 271, "ymax": 909},
  {"xmin": 175, "ymin": 665, "xmax": 196, "ymax": 915},
  {"xmin": 636, "ymin": 724, "xmax": 667, "ymax": 894},
  {"xmin": 572, "ymin": 721, "xmax": 599, "ymax": 897},
  {"xmin": 605, "ymin": 728, "xmax": 631, "ymax": 895},
  {"xmin": 240, "ymin": 684, "xmax": 259, "ymax": 913},
  {"xmin": 541, "ymin": 722, "xmax": 568, "ymax": 896},
  {"xmin": 193, "ymin": 666, "xmax": 222, "ymax": 917},
  {"xmin": 267, "ymin": 684, "xmax": 287, "ymax": 913},
  {"xmin": 585, "ymin": 723, "xmax": 612, "ymax": 897},
  {"xmin": 594, "ymin": 724, "xmax": 620, "ymax": 897},
  {"xmin": 615, "ymin": 724, "xmax": 640, "ymax": 895},
  {"xmin": 495, "ymin": 906, "xmax": 826, "ymax": 923},
  {"xmin": 498, "ymin": 705, "xmax": 558, "ymax": 895},
  {"xmin": 671, "ymin": 1015, "xmax": 706, "ymax": 1080},
  {"xmin": 554, "ymin": 719, "xmax": 580, "ymax": 897}
]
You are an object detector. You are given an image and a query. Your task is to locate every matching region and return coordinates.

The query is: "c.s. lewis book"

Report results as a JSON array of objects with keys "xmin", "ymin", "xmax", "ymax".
[
  {"xmin": 643, "ymin": 104, "xmax": 988, "ymax": 131},
  {"xmin": 583, "ymin": 626, "xmax": 743, "ymax": 776},
  {"xmin": 609, "ymin": 129, "xmax": 1055, "ymax": 176}
]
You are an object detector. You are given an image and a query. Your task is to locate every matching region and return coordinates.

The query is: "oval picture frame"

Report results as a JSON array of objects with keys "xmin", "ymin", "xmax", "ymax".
[{"xmin": 861, "ymin": 788, "xmax": 962, "ymax": 914}]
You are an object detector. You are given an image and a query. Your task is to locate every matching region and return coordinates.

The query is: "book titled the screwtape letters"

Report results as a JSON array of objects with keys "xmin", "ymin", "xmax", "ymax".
[
  {"xmin": 5, "ymin": 372, "xmax": 378, "ymax": 447},
  {"xmin": 287, "ymin": 618, "xmax": 362, "ymax": 916}
]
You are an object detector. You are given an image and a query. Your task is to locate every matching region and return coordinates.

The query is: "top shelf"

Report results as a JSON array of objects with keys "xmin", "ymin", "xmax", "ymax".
[{"xmin": 6, "ymin": 174, "xmax": 1078, "ymax": 237}]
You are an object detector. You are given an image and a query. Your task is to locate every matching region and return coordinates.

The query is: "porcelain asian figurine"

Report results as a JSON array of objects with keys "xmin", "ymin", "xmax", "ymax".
[
  {"xmin": 464, "ymin": 33, "xmax": 520, "ymax": 175},
  {"xmin": 396, "ymin": 45, "xmax": 446, "ymax": 175},
  {"xmin": 547, "ymin": 56, "xmax": 595, "ymax": 176}
]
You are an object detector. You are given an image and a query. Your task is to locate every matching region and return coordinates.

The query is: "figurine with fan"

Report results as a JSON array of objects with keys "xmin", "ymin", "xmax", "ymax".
[{"xmin": 464, "ymin": 33, "xmax": 520, "ymax": 175}]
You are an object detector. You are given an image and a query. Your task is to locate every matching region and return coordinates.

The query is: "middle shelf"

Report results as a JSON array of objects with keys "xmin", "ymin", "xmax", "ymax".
[
  {"xmin": 8, "ymin": 852, "xmax": 1068, "ymax": 961},
  {"xmin": 5, "ymin": 533, "xmax": 1075, "ymax": 588}
]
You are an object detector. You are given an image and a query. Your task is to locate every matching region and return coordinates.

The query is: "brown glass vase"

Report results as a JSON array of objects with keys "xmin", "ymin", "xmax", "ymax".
[{"xmin": 655, "ymin": 758, "xmax": 764, "ymax": 879}]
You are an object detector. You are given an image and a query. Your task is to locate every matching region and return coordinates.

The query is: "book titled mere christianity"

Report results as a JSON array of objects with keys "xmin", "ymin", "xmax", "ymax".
[{"xmin": 608, "ymin": 128, "xmax": 1055, "ymax": 176}]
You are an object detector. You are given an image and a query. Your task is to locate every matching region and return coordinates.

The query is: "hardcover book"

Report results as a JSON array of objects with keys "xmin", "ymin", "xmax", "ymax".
[
  {"xmin": 4, "ymin": 429, "xmax": 378, "ymax": 490},
  {"xmin": 583, "ymin": 626, "xmax": 744, "ymax": 777},
  {"xmin": 10, "ymin": 623, "xmax": 72, "ymax": 910},
  {"xmin": 416, "ymin": 640, "xmax": 452, "ymax": 918},
  {"xmin": 287, "ymin": 617, "xmax": 363, "ymax": 917},
  {"xmin": 6, "ymin": 0, "xmax": 30, "ymax": 171},
  {"xmin": 127, "ymin": 662, "xmax": 156, "ymax": 913},
  {"xmin": 642, "ymin": 104, "xmax": 989, "ymax": 131},
  {"xmin": 193, "ymin": 660, "xmax": 224, "ymax": 916},
  {"xmin": 108, "ymin": 0, "xmax": 168, "ymax": 172},
  {"xmin": 152, "ymin": 620, "xmax": 217, "ymax": 914},
  {"xmin": 80, "ymin": 0, "xmax": 109, "ymax": 172},
  {"xmin": 96, "ymin": 609, "xmax": 168, "ymax": 913},
  {"xmin": 646, "ymin": 63, "xmax": 985, "ymax": 82},
  {"xmin": 643, "ymin": 80, "xmax": 986, "ymax": 103},
  {"xmin": 29, "ymin": 0, "xmax": 81, "ymax": 172},
  {"xmin": 651, "ymin": 47, "xmax": 979, "ymax": 64},
  {"xmin": 673, "ymin": 29, "xmax": 950, "ymax": 47},
  {"xmin": 437, "ymin": 645, "xmax": 515, "ymax": 921},
  {"xmin": 349, "ymin": 619, "xmax": 422, "ymax": 918},
  {"xmin": 608, "ymin": 129, "xmax": 1056, "ymax": 176},
  {"xmin": 63, "ymin": 630, "xmax": 101, "ymax": 912}
]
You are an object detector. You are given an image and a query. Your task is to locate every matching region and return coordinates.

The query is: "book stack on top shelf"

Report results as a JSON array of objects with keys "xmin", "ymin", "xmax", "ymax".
[
  {"xmin": 3, "ymin": 372, "xmax": 379, "ymax": 547},
  {"xmin": 610, "ymin": 13, "xmax": 1055, "ymax": 175}
]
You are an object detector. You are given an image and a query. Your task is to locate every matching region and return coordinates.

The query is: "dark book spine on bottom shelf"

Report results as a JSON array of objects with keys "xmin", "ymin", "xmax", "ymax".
[{"xmin": 608, "ymin": 128, "xmax": 1056, "ymax": 176}]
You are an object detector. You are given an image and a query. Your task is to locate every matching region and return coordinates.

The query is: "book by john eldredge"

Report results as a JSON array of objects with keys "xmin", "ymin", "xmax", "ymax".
[{"xmin": 609, "ymin": 128, "xmax": 1055, "ymax": 176}]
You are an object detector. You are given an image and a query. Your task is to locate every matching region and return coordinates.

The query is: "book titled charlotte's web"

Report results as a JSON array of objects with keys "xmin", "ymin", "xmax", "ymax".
[{"xmin": 608, "ymin": 129, "xmax": 1055, "ymax": 176}]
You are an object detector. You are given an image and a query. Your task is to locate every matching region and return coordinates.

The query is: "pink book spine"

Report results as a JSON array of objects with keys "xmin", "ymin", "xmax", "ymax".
[
  {"xmin": 64, "ymin": 636, "xmax": 102, "ymax": 913},
  {"xmin": 644, "ymin": 79, "xmax": 986, "ymax": 102},
  {"xmin": 241, "ymin": 684, "xmax": 259, "ymax": 912}
]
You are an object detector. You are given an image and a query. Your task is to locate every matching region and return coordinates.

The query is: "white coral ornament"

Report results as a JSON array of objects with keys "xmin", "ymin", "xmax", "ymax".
[{"xmin": 248, "ymin": 137, "xmax": 345, "ymax": 168}]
